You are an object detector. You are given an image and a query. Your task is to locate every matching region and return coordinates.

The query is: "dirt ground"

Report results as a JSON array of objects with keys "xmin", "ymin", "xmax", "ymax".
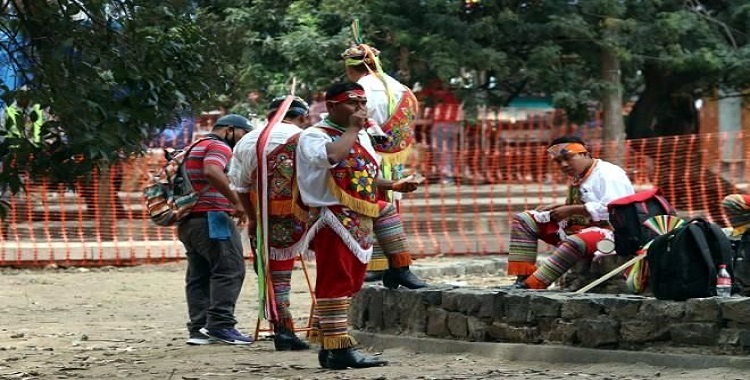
[{"xmin": 1, "ymin": 261, "xmax": 747, "ymax": 380}]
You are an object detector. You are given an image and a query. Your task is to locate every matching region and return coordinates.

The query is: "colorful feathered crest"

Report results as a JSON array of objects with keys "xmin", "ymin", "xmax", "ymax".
[{"xmin": 341, "ymin": 19, "xmax": 382, "ymax": 69}]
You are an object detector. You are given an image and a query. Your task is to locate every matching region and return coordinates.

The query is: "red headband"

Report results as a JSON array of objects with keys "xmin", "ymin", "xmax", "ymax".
[{"xmin": 327, "ymin": 89, "xmax": 366, "ymax": 103}]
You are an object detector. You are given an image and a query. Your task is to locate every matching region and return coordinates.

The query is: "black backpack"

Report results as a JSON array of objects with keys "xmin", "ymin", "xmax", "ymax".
[
  {"xmin": 607, "ymin": 188, "xmax": 677, "ymax": 257},
  {"xmin": 646, "ymin": 218, "xmax": 733, "ymax": 301}
]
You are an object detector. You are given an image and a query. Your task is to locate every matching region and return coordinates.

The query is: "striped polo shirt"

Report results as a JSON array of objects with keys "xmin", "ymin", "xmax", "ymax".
[{"xmin": 184, "ymin": 137, "xmax": 233, "ymax": 213}]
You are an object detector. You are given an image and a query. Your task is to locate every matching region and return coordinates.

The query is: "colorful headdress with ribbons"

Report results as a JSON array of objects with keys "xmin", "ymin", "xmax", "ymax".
[
  {"xmin": 547, "ymin": 142, "xmax": 588, "ymax": 159},
  {"xmin": 341, "ymin": 19, "xmax": 396, "ymax": 115},
  {"xmin": 342, "ymin": 44, "xmax": 381, "ymax": 67},
  {"xmin": 341, "ymin": 19, "xmax": 381, "ymax": 67}
]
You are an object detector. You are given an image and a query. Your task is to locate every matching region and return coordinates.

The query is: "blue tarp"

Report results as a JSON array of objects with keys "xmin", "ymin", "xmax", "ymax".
[
  {"xmin": 0, "ymin": 27, "xmax": 30, "ymax": 108},
  {"xmin": 154, "ymin": 114, "xmax": 195, "ymax": 149}
]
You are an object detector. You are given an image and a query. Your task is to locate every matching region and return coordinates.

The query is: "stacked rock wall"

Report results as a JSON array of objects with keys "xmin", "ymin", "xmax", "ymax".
[{"xmin": 350, "ymin": 286, "xmax": 750, "ymax": 355}]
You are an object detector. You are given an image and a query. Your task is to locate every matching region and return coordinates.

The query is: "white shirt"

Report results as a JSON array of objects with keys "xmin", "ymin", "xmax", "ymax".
[
  {"xmin": 296, "ymin": 125, "xmax": 381, "ymax": 207},
  {"xmin": 358, "ymin": 73, "xmax": 407, "ymax": 128},
  {"xmin": 579, "ymin": 159, "xmax": 635, "ymax": 221},
  {"xmin": 229, "ymin": 121, "xmax": 302, "ymax": 193}
]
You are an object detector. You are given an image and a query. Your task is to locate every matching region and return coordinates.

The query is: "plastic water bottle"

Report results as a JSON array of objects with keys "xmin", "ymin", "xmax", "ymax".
[{"xmin": 716, "ymin": 264, "xmax": 732, "ymax": 298}]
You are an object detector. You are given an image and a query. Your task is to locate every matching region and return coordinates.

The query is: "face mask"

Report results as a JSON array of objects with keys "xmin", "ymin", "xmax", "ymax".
[{"xmin": 224, "ymin": 128, "xmax": 237, "ymax": 148}]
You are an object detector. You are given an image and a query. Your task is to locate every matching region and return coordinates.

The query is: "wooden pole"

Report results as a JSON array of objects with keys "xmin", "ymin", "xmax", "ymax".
[{"xmin": 574, "ymin": 254, "xmax": 646, "ymax": 294}]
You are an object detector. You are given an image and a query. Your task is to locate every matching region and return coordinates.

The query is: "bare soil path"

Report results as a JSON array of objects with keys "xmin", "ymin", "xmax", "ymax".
[{"xmin": 0, "ymin": 262, "xmax": 745, "ymax": 380}]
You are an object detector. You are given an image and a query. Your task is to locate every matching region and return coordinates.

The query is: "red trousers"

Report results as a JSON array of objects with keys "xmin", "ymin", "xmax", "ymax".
[
  {"xmin": 269, "ymin": 258, "xmax": 294, "ymax": 271},
  {"xmin": 312, "ymin": 226, "xmax": 368, "ymax": 298}
]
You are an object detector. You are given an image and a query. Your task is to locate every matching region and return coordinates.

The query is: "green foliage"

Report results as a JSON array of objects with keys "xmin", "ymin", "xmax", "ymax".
[
  {"xmin": 4, "ymin": 0, "xmax": 750, "ymax": 192},
  {"xmin": 0, "ymin": 0, "xmax": 229, "ymax": 189},
  {"xmin": 199, "ymin": 0, "xmax": 360, "ymax": 104}
]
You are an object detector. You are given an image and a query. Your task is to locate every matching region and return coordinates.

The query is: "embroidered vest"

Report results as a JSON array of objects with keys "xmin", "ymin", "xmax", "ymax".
[
  {"xmin": 318, "ymin": 125, "xmax": 380, "ymax": 218},
  {"xmin": 250, "ymin": 133, "xmax": 308, "ymax": 258},
  {"xmin": 371, "ymin": 88, "xmax": 418, "ymax": 166},
  {"xmin": 565, "ymin": 160, "xmax": 610, "ymax": 233}
]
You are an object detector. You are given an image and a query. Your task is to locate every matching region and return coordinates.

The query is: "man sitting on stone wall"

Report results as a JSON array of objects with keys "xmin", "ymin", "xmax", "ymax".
[{"xmin": 506, "ymin": 135, "xmax": 635, "ymax": 289}]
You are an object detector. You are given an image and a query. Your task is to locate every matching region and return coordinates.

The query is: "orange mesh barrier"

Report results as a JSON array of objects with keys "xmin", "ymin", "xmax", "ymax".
[{"xmin": 1, "ymin": 113, "xmax": 748, "ymax": 267}]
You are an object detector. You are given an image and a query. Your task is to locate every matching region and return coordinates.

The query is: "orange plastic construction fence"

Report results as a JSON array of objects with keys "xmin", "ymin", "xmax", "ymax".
[{"xmin": 1, "ymin": 115, "xmax": 748, "ymax": 267}]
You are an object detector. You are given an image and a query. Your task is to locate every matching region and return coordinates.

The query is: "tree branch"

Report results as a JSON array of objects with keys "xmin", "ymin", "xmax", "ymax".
[
  {"xmin": 686, "ymin": 0, "xmax": 739, "ymax": 49},
  {"xmin": 0, "ymin": 0, "xmax": 11, "ymax": 15}
]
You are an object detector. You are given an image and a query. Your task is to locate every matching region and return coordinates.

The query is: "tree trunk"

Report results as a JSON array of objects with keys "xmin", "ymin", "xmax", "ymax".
[
  {"xmin": 626, "ymin": 65, "xmax": 732, "ymax": 222},
  {"xmin": 627, "ymin": 64, "xmax": 701, "ymax": 138},
  {"xmin": 626, "ymin": 64, "xmax": 669, "ymax": 139},
  {"xmin": 600, "ymin": 47, "xmax": 626, "ymax": 165},
  {"xmin": 398, "ymin": 46, "xmax": 410, "ymax": 82},
  {"xmin": 653, "ymin": 94, "xmax": 699, "ymax": 136},
  {"xmin": 82, "ymin": 164, "xmax": 126, "ymax": 240}
]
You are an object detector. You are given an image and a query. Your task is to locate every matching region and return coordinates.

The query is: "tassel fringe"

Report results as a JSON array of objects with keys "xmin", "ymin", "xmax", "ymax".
[
  {"xmin": 268, "ymin": 241, "xmax": 314, "ymax": 261},
  {"xmin": 326, "ymin": 176, "xmax": 380, "ymax": 218},
  {"xmin": 366, "ymin": 257, "xmax": 389, "ymax": 271},
  {"xmin": 307, "ymin": 329, "xmax": 320, "ymax": 344},
  {"xmin": 322, "ymin": 335, "xmax": 358, "ymax": 350},
  {"xmin": 379, "ymin": 145, "xmax": 412, "ymax": 168}
]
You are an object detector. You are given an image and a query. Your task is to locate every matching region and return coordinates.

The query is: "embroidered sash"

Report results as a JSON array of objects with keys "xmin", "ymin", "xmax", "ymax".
[
  {"xmin": 250, "ymin": 133, "xmax": 308, "ymax": 260},
  {"xmin": 319, "ymin": 126, "xmax": 380, "ymax": 218},
  {"xmin": 371, "ymin": 88, "xmax": 418, "ymax": 166},
  {"xmin": 564, "ymin": 160, "xmax": 609, "ymax": 234}
]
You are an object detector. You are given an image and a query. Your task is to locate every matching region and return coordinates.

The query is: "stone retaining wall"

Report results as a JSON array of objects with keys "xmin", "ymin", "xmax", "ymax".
[{"xmin": 350, "ymin": 286, "xmax": 750, "ymax": 355}]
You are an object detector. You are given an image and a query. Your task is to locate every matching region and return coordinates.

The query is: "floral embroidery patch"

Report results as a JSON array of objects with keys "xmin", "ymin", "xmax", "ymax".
[
  {"xmin": 269, "ymin": 214, "xmax": 306, "ymax": 247},
  {"xmin": 263, "ymin": 135, "xmax": 307, "ymax": 249},
  {"xmin": 371, "ymin": 89, "xmax": 417, "ymax": 154},
  {"xmin": 329, "ymin": 142, "xmax": 379, "ymax": 203},
  {"xmin": 330, "ymin": 206, "xmax": 374, "ymax": 250}
]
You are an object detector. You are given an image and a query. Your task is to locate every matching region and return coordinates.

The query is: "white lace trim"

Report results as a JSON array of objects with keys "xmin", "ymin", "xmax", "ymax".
[
  {"xmin": 268, "ymin": 239, "xmax": 315, "ymax": 261},
  {"xmin": 301, "ymin": 207, "xmax": 372, "ymax": 264}
]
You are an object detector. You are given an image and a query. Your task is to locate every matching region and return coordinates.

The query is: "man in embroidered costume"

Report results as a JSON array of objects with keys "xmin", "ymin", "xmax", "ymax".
[
  {"xmin": 229, "ymin": 97, "xmax": 311, "ymax": 351},
  {"xmin": 341, "ymin": 43, "xmax": 427, "ymax": 290},
  {"xmin": 722, "ymin": 194, "xmax": 750, "ymax": 237},
  {"xmin": 296, "ymin": 82, "xmax": 421, "ymax": 369},
  {"xmin": 506, "ymin": 136, "xmax": 635, "ymax": 289}
]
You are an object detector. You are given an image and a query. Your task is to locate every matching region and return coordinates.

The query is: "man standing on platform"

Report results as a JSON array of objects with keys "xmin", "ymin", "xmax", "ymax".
[{"xmin": 340, "ymin": 41, "xmax": 427, "ymax": 290}]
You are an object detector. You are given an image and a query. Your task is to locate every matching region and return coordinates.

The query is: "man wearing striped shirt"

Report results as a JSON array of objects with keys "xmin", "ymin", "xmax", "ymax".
[{"xmin": 178, "ymin": 114, "xmax": 253, "ymax": 346}]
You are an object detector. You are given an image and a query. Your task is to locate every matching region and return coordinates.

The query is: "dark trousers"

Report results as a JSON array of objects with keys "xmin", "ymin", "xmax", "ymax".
[{"xmin": 177, "ymin": 215, "xmax": 246, "ymax": 334}]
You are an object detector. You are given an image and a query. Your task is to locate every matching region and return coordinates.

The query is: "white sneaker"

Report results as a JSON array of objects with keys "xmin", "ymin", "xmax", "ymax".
[{"xmin": 186, "ymin": 331, "xmax": 218, "ymax": 345}]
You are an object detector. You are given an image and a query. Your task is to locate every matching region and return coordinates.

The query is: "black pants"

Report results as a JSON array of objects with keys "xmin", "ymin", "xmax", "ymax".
[{"xmin": 177, "ymin": 215, "xmax": 246, "ymax": 334}]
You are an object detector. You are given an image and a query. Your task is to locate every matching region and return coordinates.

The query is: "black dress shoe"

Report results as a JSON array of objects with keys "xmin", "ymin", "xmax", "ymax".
[
  {"xmin": 513, "ymin": 275, "xmax": 529, "ymax": 289},
  {"xmin": 364, "ymin": 270, "xmax": 385, "ymax": 282},
  {"xmin": 273, "ymin": 330, "xmax": 310, "ymax": 351},
  {"xmin": 325, "ymin": 347, "xmax": 388, "ymax": 370},
  {"xmin": 512, "ymin": 281, "xmax": 528, "ymax": 289},
  {"xmin": 318, "ymin": 349, "xmax": 330, "ymax": 368},
  {"xmin": 382, "ymin": 267, "xmax": 427, "ymax": 289}
]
